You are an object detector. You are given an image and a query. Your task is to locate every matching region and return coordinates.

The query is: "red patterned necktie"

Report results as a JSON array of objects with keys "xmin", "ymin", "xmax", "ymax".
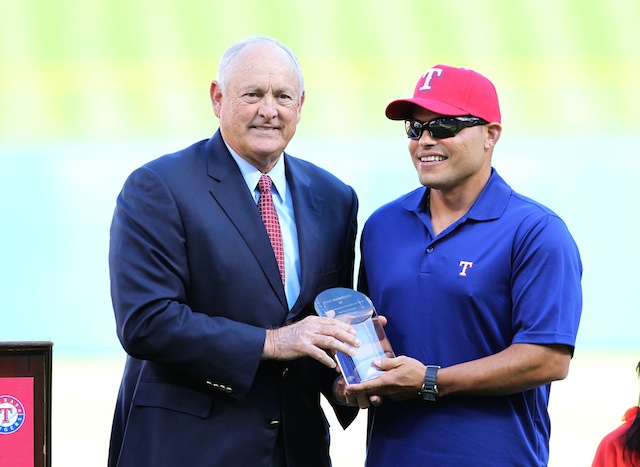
[{"xmin": 258, "ymin": 174, "xmax": 285, "ymax": 285}]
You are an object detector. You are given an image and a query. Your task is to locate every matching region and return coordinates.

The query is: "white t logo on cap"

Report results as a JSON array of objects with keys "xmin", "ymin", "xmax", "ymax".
[{"xmin": 419, "ymin": 68, "xmax": 443, "ymax": 91}]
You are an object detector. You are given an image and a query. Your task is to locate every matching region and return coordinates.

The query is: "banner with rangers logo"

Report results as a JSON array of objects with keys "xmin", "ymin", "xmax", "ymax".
[{"xmin": 0, "ymin": 377, "xmax": 34, "ymax": 467}]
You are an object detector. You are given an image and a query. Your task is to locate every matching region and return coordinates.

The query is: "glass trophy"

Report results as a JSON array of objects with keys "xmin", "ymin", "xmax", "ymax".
[{"xmin": 314, "ymin": 287, "xmax": 395, "ymax": 384}]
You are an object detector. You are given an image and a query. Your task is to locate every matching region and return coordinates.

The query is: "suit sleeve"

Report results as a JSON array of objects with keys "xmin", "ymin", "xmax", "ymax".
[
  {"xmin": 321, "ymin": 184, "xmax": 360, "ymax": 428},
  {"xmin": 109, "ymin": 166, "xmax": 265, "ymax": 400},
  {"xmin": 337, "ymin": 185, "xmax": 358, "ymax": 289}
]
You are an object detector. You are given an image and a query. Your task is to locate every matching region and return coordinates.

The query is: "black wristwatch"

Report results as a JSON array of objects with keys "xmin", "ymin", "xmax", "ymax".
[{"xmin": 420, "ymin": 365, "xmax": 441, "ymax": 401}]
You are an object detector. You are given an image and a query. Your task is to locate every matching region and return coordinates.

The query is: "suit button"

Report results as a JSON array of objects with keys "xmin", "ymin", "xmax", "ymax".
[
  {"xmin": 269, "ymin": 420, "xmax": 280, "ymax": 427},
  {"xmin": 281, "ymin": 367, "xmax": 290, "ymax": 379}
]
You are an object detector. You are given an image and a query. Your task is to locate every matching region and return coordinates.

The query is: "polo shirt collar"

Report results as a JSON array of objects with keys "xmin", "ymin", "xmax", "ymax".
[
  {"xmin": 466, "ymin": 169, "xmax": 511, "ymax": 221},
  {"xmin": 402, "ymin": 168, "xmax": 511, "ymax": 222}
]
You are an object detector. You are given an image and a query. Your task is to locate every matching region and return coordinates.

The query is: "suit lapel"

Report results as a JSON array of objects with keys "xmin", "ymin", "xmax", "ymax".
[
  {"xmin": 204, "ymin": 134, "xmax": 288, "ymax": 311},
  {"xmin": 285, "ymin": 157, "xmax": 323, "ymax": 318}
]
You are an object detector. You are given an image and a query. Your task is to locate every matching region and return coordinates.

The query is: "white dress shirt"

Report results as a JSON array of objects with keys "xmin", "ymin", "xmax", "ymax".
[{"xmin": 226, "ymin": 144, "xmax": 301, "ymax": 309}]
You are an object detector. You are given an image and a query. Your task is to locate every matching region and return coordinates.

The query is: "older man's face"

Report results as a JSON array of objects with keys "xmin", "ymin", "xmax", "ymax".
[{"xmin": 211, "ymin": 43, "xmax": 304, "ymax": 173}]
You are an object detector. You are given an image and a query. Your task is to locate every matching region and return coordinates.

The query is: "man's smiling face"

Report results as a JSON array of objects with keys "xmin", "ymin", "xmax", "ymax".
[{"xmin": 211, "ymin": 42, "xmax": 304, "ymax": 173}]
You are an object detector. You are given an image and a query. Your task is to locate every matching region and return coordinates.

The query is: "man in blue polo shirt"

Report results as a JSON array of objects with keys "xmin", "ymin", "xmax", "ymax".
[{"xmin": 343, "ymin": 65, "xmax": 583, "ymax": 466}]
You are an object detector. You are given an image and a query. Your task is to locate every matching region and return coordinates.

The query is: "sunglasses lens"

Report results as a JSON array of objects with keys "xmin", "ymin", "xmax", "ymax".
[
  {"xmin": 429, "ymin": 120, "xmax": 459, "ymax": 138},
  {"xmin": 405, "ymin": 120, "xmax": 422, "ymax": 139}
]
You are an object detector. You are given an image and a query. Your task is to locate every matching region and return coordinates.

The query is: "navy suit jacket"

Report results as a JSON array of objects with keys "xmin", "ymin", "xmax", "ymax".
[{"xmin": 107, "ymin": 131, "xmax": 359, "ymax": 467}]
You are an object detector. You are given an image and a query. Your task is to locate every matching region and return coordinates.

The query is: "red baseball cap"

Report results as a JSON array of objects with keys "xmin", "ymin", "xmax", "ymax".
[{"xmin": 385, "ymin": 65, "xmax": 501, "ymax": 123}]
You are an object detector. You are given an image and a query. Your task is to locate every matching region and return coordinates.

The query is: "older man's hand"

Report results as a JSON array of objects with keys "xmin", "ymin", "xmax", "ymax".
[{"xmin": 263, "ymin": 316, "xmax": 360, "ymax": 369}]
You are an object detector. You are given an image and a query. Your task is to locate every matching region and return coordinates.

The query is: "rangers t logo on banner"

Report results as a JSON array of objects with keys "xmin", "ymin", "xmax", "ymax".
[{"xmin": 0, "ymin": 394, "xmax": 26, "ymax": 433}]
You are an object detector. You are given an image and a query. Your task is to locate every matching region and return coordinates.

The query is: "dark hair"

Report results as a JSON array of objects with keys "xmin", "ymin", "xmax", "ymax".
[{"xmin": 623, "ymin": 361, "xmax": 640, "ymax": 465}]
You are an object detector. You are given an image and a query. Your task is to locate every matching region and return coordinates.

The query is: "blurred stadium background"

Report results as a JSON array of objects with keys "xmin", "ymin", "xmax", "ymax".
[{"xmin": 1, "ymin": 0, "xmax": 639, "ymax": 465}]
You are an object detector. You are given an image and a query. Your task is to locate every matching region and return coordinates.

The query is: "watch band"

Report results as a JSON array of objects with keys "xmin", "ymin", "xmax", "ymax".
[{"xmin": 420, "ymin": 365, "xmax": 441, "ymax": 401}]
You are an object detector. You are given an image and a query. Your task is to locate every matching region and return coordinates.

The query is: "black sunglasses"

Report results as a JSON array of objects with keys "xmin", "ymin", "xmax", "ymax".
[{"xmin": 405, "ymin": 116, "xmax": 488, "ymax": 140}]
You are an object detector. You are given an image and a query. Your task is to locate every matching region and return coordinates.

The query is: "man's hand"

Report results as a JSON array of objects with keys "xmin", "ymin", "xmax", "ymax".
[
  {"xmin": 345, "ymin": 356, "xmax": 426, "ymax": 403},
  {"xmin": 332, "ymin": 375, "xmax": 383, "ymax": 409},
  {"xmin": 263, "ymin": 316, "xmax": 360, "ymax": 369}
]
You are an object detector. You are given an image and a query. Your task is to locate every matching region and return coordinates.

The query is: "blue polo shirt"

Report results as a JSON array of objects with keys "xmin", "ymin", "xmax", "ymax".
[{"xmin": 359, "ymin": 169, "xmax": 582, "ymax": 466}]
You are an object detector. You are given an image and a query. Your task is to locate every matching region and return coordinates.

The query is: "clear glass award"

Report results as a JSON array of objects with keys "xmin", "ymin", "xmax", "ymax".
[{"xmin": 314, "ymin": 287, "xmax": 395, "ymax": 384}]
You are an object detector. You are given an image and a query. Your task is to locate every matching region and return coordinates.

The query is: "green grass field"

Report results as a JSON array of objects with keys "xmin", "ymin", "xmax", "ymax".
[{"xmin": 1, "ymin": 0, "xmax": 639, "ymax": 143}]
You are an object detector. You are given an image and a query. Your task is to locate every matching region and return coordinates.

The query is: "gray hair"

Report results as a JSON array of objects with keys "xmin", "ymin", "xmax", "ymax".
[{"xmin": 216, "ymin": 36, "xmax": 304, "ymax": 99}]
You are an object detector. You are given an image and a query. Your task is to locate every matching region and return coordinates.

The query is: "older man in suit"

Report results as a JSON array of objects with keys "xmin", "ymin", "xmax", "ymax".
[{"xmin": 107, "ymin": 36, "xmax": 360, "ymax": 467}]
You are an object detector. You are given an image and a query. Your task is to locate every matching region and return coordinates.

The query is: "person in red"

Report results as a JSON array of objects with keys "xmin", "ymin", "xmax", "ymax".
[{"xmin": 592, "ymin": 361, "xmax": 640, "ymax": 466}]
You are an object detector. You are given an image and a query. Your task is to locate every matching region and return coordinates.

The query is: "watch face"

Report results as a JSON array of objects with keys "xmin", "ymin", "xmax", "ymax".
[{"xmin": 421, "ymin": 390, "xmax": 437, "ymax": 401}]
